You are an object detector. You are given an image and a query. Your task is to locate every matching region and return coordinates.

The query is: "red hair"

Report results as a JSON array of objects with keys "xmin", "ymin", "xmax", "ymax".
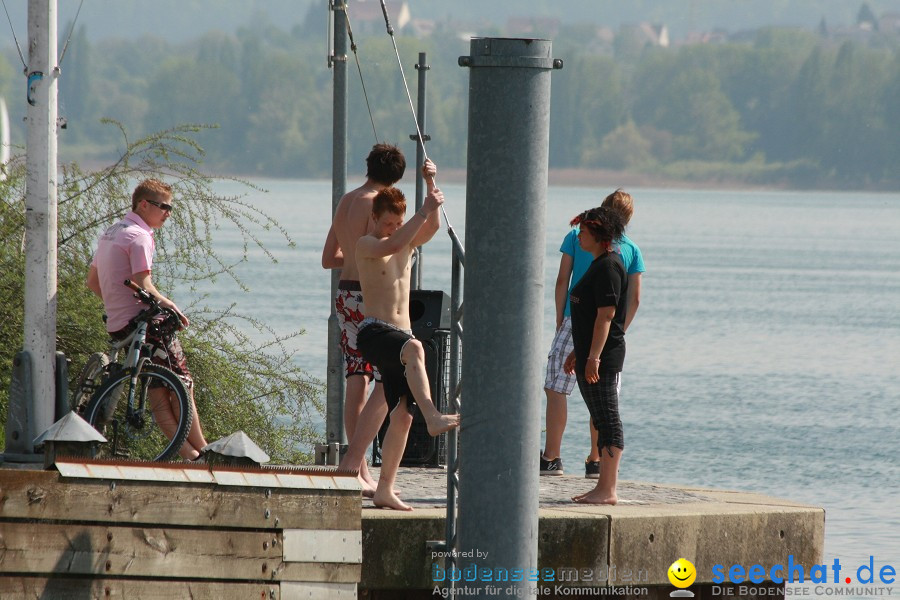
[{"xmin": 373, "ymin": 187, "xmax": 407, "ymax": 217}]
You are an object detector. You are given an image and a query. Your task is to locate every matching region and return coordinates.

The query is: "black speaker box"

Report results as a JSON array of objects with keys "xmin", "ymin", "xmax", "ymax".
[{"xmin": 409, "ymin": 290, "xmax": 450, "ymax": 342}]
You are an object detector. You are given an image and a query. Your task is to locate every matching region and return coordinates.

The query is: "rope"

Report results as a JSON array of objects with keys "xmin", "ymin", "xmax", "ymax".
[
  {"xmin": 1, "ymin": 0, "xmax": 84, "ymax": 72},
  {"xmin": 1, "ymin": 0, "xmax": 27, "ymax": 72},
  {"xmin": 343, "ymin": 2, "xmax": 379, "ymax": 143},
  {"xmin": 58, "ymin": 0, "xmax": 85, "ymax": 67},
  {"xmin": 378, "ymin": 0, "xmax": 427, "ymax": 161},
  {"xmin": 377, "ymin": 0, "xmax": 454, "ymax": 230}
]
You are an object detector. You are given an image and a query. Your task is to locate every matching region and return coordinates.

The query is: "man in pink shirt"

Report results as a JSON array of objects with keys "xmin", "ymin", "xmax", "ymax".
[{"xmin": 86, "ymin": 179, "xmax": 208, "ymax": 461}]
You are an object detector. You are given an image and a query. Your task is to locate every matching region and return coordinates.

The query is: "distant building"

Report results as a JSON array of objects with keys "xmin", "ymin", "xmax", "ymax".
[
  {"xmin": 640, "ymin": 23, "xmax": 670, "ymax": 48},
  {"xmin": 346, "ymin": 0, "xmax": 410, "ymax": 34},
  {"xmin": 621, "ymin": 22, "xmax": 670, "ymax": 48},
  {"xmin": 683, "ymin": 28, "xmax": 728, "ymax": 45}
]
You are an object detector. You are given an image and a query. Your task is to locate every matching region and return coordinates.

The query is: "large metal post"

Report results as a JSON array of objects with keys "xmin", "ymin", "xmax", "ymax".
[
  {"xmin": 456, "ymin": 38, "xmax": 561, "ymax": 597},
  {"xmin": 410, "ymin": 51, "xmax": 429, "ymax": 290},
  {"xmin": 22, "ymin": 0, "xmax": 59, "ymax": 455},
  {"xmin": 325, "ymin": 0, "xmax": 348, "ymax": 457}
]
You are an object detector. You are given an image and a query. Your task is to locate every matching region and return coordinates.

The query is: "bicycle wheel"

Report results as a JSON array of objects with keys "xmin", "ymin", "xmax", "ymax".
[
  {"xmin": 71, "ymin": 352, "xmax": 110, "ymax": 413},
  {"xmin": 84, "ymin": 364, "xmax": 193, "ymax": 462}
]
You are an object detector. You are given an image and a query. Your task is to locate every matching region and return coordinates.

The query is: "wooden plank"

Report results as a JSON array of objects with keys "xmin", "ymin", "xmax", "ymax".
[
  {"xmin": 0, "ymin": 469, "xmax": 360, "ymax": 530},
  {"xmin": 0, "ymin": 521, "xmax": 277, "ymax": 580},
  {"xmin": 0, "ymin": 522, "xmax": 359, "ymax": 583},
  {"xmin": 277, "ymin": 562, "xmax": 361, "ymax": 584},
  {"xmin": 283, "ymin": 529, "xmax": 363, "ymax": 563},
  {"xmin": 281, "ymin": 581, "xmax": 357, "ymax": 600},
  {"xmin": 0, "ymin": 577, "xmax": 279, "ymax": 600}
]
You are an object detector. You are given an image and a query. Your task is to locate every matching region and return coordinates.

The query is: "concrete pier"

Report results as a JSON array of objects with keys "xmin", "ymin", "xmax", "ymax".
[{"xmin": 359, "ymin": 468, "xmax": 824, "ymax": 599}]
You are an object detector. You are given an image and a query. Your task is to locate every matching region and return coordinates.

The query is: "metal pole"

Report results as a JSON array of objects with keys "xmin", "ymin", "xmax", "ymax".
[
  {"xmin": 456, "ymin": 38, "xmax": 561, "ymax": 597},
  {"xmin": 444, "ymin": 240, "xmax": 463, "ymax": 571},
  {"xmin": 22, "ymin": 0, "xmax": 58, "ymax": 453},
  {"xmin": 325, "ymin": 0, "xmax": 348, "ymax": 457},
  {"xmin": 410, "ymin": 51, "xmax": 429, "ymax": 291}
]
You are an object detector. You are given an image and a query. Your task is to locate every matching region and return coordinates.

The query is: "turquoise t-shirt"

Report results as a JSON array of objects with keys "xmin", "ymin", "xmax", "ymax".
[
  {"xmin": 561, "ymin": 229, "xmax": 645, "ymax": 317},
  {"xmin": 617, "ymin": 234, "xmax": 645, "ymax": 276}
]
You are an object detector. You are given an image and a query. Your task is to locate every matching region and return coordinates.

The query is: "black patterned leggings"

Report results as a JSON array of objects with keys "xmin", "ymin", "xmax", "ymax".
[{"xmin": 576, "ymin": 371, "xmax": 624, "ymax": 455}]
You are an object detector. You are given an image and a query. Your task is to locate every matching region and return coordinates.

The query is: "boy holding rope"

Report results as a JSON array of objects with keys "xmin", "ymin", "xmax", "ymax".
[
  {"xmin": 353, "ymin": 174, "xmax": 460, "ymax": 510},
  {"xmin": 322, "ymin": 143, "xmax": 408, "ymax": 494}
]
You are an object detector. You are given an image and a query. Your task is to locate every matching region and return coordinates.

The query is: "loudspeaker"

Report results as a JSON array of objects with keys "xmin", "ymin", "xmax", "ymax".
[
  {"xmin": 409, "ymin": 290, "xmax": 450, "ymax": 342},
  {"xmin": 372, "ymin": 330, "xmax": 450, "ymax": 467}
]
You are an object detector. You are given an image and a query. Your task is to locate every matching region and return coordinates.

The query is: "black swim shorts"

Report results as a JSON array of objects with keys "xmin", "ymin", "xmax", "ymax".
[{"xmin": 356, "ymin": 319, "xmax": 417, "ymax": 412}]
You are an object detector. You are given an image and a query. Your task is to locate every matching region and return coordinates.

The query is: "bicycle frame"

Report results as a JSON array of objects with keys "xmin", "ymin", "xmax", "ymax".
[
  {"xmin": 109, "ymin": 320, "xmax": 151, "ymax": 374},
  {"xmin": 102, "ymin": 320, "xmax": 153, "ymax": 427}
]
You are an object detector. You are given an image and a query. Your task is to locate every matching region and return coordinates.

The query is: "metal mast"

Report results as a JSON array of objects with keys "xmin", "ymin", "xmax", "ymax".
[
  {"xmin": 410, "ymin": 51, "xmax": 429, "ymax": 291},
  {"xmin": 456, "ymin": 37, "xmax": 561, "ymax": 598},
  {"xmin": 324, "ymin": 0, "xmax": 349, "ymax": 461}
]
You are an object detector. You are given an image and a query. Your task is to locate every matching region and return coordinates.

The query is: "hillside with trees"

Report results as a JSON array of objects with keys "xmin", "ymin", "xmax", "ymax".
[{"xmin": 2, "ymin": 2, "xmax": 899, "ymax": 188}]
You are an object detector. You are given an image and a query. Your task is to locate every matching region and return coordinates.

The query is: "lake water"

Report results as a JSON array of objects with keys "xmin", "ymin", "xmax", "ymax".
[{"xmin": 181, "ymin": 178, "xmax": 900, "ymax": 587}]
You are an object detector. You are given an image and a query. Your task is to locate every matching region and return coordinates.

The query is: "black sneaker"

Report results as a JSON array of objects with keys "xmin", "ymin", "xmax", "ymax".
[
  {"xmin": 585, "ymin": 458, "xmax": 600, "ymax": 479},
  {"xmin": 540, "ymin": 453, "xmax": 564, "ymax": 476}
]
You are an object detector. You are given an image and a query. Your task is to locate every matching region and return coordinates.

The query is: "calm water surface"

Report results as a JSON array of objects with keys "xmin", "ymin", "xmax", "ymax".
[{"xmin": 182, "ymin": 179, "xmax": 900, "ymax": 581}]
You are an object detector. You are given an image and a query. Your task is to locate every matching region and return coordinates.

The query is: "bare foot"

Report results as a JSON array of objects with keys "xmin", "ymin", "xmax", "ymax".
[
  {"xmin": 363, "ymin": 486, "xmax": 401, "ymax": 499},
  {"xmin": 372, "ymin": 490, "xmax": 413, "ymax": 511},
  {"xmin": 426, "ymin": 413, "xmax": 460, "ymax": 436},
  {"xmin": 572, "ymin": 489, "xmax": 618, "ymax": 505},
  {"xmin": 360, "ymin": 476, "xmax": 376, "ymax": 498},
  {"xmin": 360, "ymin": 469, "xmax": 378, "ymax": 491}
]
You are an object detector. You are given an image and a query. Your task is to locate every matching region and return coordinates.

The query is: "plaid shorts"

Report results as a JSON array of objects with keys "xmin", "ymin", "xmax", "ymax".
[
  {"xmin": 110, "ymin": 316, "xmax": 193, "ymax": 389},
  {"xmin": 577, "ymin": 371, "xmax": 623, "ymax": 454},
  {"xmin": 335, "ymin": 281, "xmax": 379, "ymax": 380},
  {"xmin": 544, "ymin": 316, "xmax": 576, "ymax": 395}
]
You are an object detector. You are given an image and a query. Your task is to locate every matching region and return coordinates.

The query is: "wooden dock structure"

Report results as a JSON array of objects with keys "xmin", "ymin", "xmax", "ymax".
[{"xmin": 0, "ymin": 459, "xmax": 362, "ymax": 599}]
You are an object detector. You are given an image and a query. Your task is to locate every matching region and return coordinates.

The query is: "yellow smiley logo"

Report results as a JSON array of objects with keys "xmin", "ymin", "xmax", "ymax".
[{"xmin": 668, "ymin": 558, "xmax": 697, "ymax": 588}]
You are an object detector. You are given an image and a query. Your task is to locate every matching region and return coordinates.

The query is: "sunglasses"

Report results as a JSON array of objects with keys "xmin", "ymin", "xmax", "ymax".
[{"xmin": 145, "ymin": 198, "xmax": 173, "ymax": 212}]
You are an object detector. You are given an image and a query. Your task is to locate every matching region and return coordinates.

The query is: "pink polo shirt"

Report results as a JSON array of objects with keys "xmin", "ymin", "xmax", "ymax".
[{"xmin": 91, "ymin": 212, "xmax": 155, "ymax": 332}]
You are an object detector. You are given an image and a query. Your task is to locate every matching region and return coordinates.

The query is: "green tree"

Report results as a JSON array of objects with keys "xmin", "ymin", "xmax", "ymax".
[
  {"xmin": 857, "ymin": 3, "xmax": 878, "ymax": 30},
  {"xmin": 1, "ymin": 124, "xmax": 322, "ymax": 461},
  {"xmin": 244, "ymin": 51, "xmax": 331, "ymax": 175},
  {"xmin": 883, "ymin": 54, "xmax": 900, "ymax": 184},
  {"xmin": 717, "ymin": 31, "xmax": 817, "ymax": 162},
  {"xmin": 1, "ymin": 51, "xmax": 15, "ymax": 102},
  {"xmin": 144, "ymin": 57, "xmax": 242, "ymax": 168},
  {"xmin": 819, "ymin": 42, "xmax": 891, "ymax": 182},
  {"xmin": 783, "ymin": 46, "xmax": 830, "ymax": 166},
  {"xmin": 587, "ymin": 120, "xmax": 655, "ymax": 170},
  {"xmin": 57, "ymin": 25, "xmax": 96, "ymax": 146},
  {"xmin": 550, "ymin": 55, "xmax": 626, "ymax": 168},
  {"xmin": 635, "ymin": 64, "xmax": 755, "ymax": 162}
]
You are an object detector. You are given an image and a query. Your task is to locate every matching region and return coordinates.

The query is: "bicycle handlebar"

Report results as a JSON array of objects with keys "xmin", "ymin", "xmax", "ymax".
[
  {"xmin": 122, "ymin": 280, "xmax": 181, "ymax": 331},
  {"xmin": 123, "ymin": 279, "xmax": 155, "ymax": 305}
]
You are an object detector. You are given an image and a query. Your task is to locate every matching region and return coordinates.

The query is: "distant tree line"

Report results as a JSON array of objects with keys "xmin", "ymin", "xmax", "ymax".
[{"xmin": 3, "ymin": 19, "xmax": 899, "ymax": 188}]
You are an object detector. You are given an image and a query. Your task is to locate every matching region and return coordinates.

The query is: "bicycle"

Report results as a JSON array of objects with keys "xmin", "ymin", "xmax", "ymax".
[{"xmin": 72, "ymin": 280, "xmax": 193, "ymax": 461}]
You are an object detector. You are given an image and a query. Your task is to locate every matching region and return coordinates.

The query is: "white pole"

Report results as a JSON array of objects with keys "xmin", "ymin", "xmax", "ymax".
[
  {"xmin": 24, "ymin": 0, "xmax": 58, "ymax": 445},
  {"xmin": 1, "ymin": 97, "xmax": 11, "ymax": 180}
]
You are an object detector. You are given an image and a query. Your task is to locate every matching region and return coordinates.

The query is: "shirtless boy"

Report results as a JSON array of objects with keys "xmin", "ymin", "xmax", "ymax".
[
  {"xmin": 353, "ymin": 178, "xmax": 460, "ymax": 511},
  {"xmin": 322, "ymin": 144, "xmax": 410, "ymax": 493}
]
